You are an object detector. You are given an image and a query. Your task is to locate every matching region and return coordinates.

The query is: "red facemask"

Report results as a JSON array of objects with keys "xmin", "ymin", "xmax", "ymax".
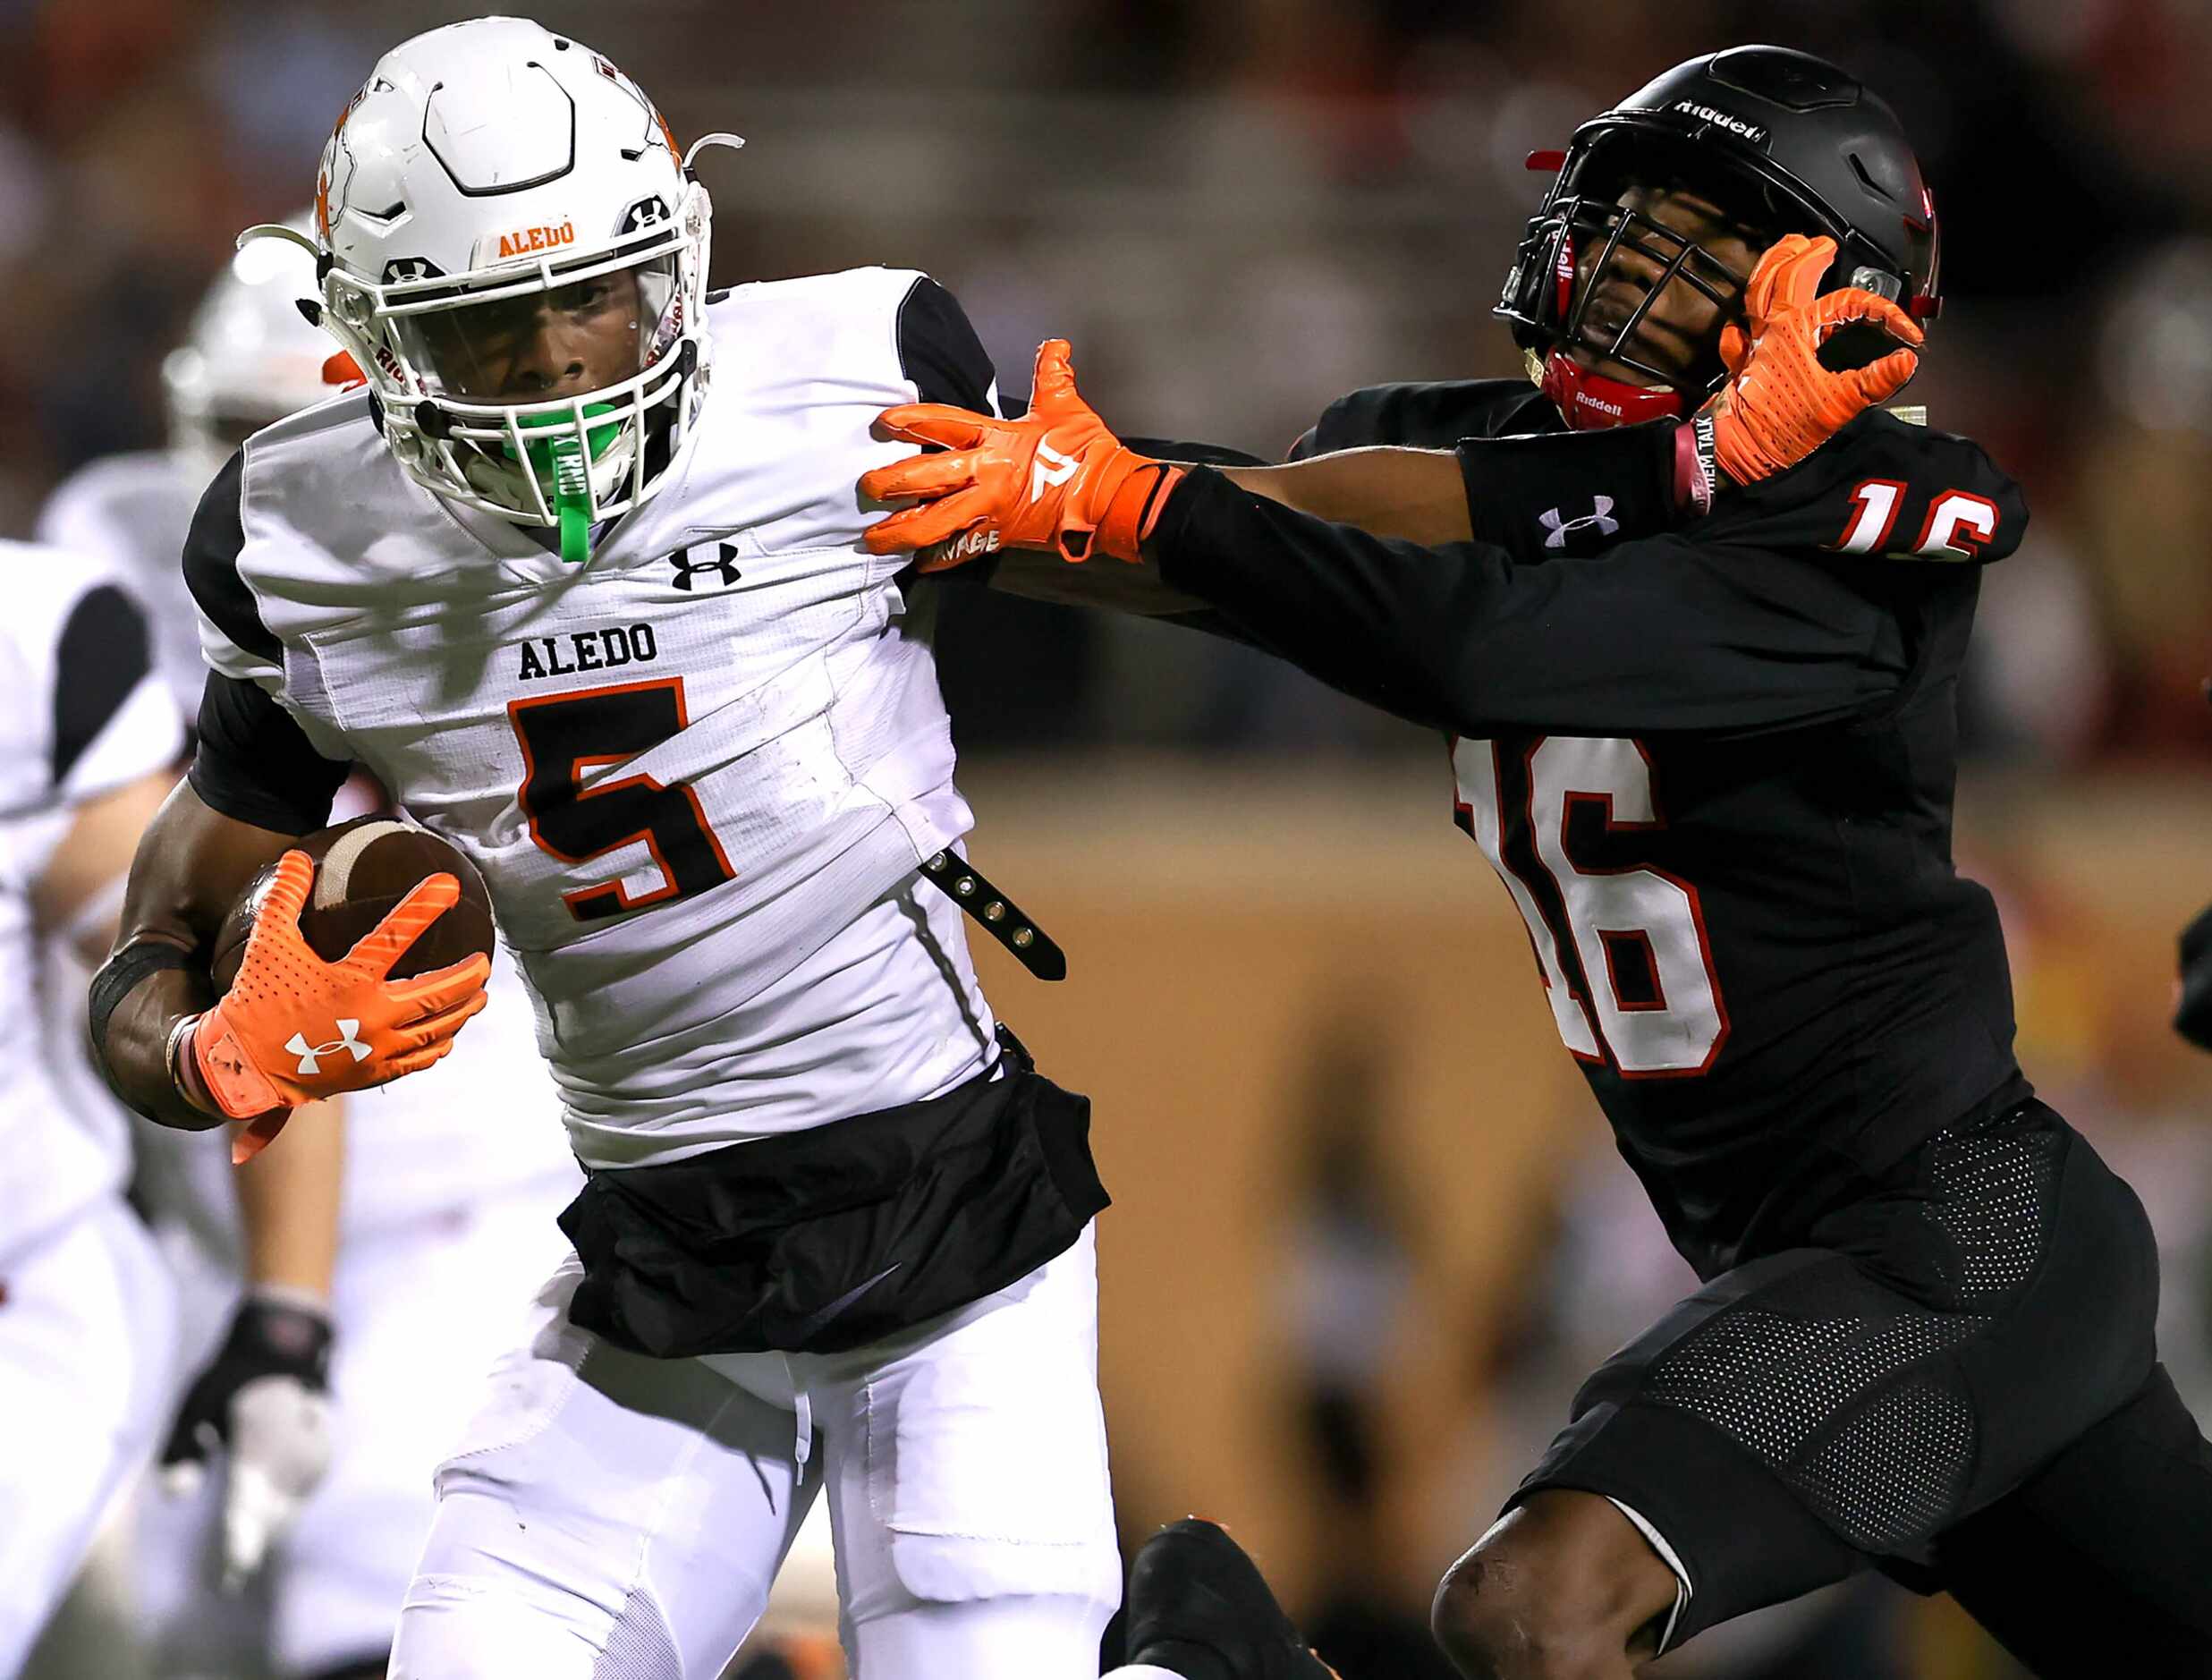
[{"xmin": 1538, "ymin": 351, "xmax": 1686, "ymax": 431}]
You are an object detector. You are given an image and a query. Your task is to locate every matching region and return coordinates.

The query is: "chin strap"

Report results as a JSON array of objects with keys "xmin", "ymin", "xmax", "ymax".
[{"xmin": 1538, "ymin": 351, "xmax": 1686, "ymax": 431}]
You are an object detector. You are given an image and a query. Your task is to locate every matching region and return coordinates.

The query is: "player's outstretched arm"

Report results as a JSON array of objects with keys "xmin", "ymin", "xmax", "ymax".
[
  {"xmin": 864, "ymin": 235, "xmax": 1916, "ymax": 586},
  {"xmin": 864, "ymin": 340, "xmax": 1491, "ymax": 571}
]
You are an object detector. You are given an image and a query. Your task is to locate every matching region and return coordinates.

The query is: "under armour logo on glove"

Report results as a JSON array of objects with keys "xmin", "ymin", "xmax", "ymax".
[
  {"xmin": 284, "ymin": 1020, "xmax": 371, "ymax": 1076},
  {"xmin": 1538, "ymin": 496, "xmax": 1621, "ymax": 549},
  {"xmin": 669, "ymin": 541, "xmax": 742, "ymax": 591}
]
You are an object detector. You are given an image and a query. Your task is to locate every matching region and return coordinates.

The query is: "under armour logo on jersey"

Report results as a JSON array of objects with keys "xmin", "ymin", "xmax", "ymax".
[
  {"xmin": 284, "ymin": 1020, "xmax": 371, "ymax": 1076},
  {"xmin": 669, "ymin": 542, "xmax": 742, "ymax": 591},
  {"xmin": 1538, "ymin": 496, "xmax": 1620, "ymax": 549},
  {"xmin": 1030, "ymin": 442, "xmax": 1080, "ymax": 504}
]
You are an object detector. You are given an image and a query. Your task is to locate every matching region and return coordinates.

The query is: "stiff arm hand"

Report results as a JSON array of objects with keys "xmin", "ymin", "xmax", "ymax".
[{"xmin": 863, "ymin": 340, "xmax": 1186, "ymax": 566}]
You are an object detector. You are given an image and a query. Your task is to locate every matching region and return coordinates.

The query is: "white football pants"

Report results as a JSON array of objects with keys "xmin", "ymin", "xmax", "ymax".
[
  {"xmin": 0, "ymin": 1195, "xmax": 174, "ymax": 1678},
  {"xmin": 391, "ymin": 1222, "xmax": 1121, "ymax": 1679}
]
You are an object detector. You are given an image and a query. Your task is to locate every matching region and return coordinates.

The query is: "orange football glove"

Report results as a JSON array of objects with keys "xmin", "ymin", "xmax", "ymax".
[
  {"xmin": 861, "ymin": 339, "xmax": 1185, "ymax": 567},
  {"xmin": 1703, "ymin": 233, "xmax": 1924, "ymax": 486},
  {"xmin": 183, "ymin": 851, "xmax": 490, "ymax": 1161}
]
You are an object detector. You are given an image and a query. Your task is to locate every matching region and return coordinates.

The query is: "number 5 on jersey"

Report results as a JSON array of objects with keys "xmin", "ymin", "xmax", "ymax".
[
  {"xmin": 1454, "ymin": 735, "xmax": 1727, "ymax": 1076},
  {"xmin": 508, "ymin": 678, "xmax": 736, "ymax": 921}
]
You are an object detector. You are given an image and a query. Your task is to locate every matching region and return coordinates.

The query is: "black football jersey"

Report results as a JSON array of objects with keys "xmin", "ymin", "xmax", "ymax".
[{"xmin": 1158, "ymin": 380, "xmax": 2033, "ymax": 1278}]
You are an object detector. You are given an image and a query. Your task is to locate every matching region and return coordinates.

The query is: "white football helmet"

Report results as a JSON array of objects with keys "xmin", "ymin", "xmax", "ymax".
[
  {"xmin": 254, "ymin": 17, "xmax": 740, "ymax": 558},
  {"xmin": 164, "ymin": 215, "xmax": 351, "ymax": 486}
]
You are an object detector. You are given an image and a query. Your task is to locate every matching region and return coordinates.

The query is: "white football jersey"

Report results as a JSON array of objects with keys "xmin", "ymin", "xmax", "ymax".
[
  {"xmin": 37, "ymin": 451, "xmax": 208, "ymax": 720},
  {"xmin": 0, "ymin": 542, "xmax": 182, "ymax": 1259},
  {"xmin": 194, "ymin": 269, "xmax": 1001, "ymax": 1167},
  {"xmin": 38, "ymin": 450, "xmax": 578, "ymax": 1226}
]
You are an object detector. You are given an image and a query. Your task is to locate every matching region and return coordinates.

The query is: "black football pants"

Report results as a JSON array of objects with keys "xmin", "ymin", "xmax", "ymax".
[{"xmin": 1931, "ymin": 1361, "xmax": 2212, "ymax": 1676}]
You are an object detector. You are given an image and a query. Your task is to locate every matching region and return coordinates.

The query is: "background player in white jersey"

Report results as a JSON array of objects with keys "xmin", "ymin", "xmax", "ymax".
[
  {"xmin": 38, "ymin": 219, "xmax": 581, "ymax": 1680},
  {"xmin": 0, "ymin": 548, "xmax": 184, "ymax": 1674},
  {"xmin": 84, "ymin": 18, "xmax": 1158, "ymax": 1679}
]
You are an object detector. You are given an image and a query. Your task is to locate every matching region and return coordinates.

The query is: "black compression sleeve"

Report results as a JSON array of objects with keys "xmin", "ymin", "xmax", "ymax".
[
  {"xmin": 1148, "ymin": 468, "xmax": 1903, "ymax": 738},
  {"xmin": 188, "ymin": 673, "xmax": 349, "ymax": 835},
  {"xmin": 1454, "ymin": 421, "xmax": 1682, "ymax": 563},
  {"xmin": 1123, "ymin": 437, "xmax": 1269, "ymax": 469}
]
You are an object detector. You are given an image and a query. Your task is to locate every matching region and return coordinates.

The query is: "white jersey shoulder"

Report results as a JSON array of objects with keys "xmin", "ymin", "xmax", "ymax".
[
  {"xmin": 0, "ymin": 538, "xmax": 180, "ymax": 826},
  {"xmin": 38, "ymin": 450, "xmax": 216, "ymax": 719},
  {"xmin": 200, "ymin": 267, "xmax": 993, "ymax": 1158}
]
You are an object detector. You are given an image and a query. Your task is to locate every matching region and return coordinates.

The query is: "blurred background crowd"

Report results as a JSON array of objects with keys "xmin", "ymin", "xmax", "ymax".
[
  {"xmin": 4, "ymin": 0, "xmax": 2211, "ymax": 764},
  {"xmin": 9, "ymin": 3, "xmax": 2211, "ymax": 1678}
]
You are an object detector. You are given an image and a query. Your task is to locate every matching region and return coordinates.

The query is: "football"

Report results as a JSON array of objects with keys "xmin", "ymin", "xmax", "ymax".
[{"xmin": 209, "ymin": 816, "xmax": 496, "ymax": 994}]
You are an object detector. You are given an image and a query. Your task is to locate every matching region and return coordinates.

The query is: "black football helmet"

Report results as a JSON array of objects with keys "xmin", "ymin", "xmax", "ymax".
[{"xmin": 1497, "ymin": 46, "xmax": 1940, "ymax": 423}]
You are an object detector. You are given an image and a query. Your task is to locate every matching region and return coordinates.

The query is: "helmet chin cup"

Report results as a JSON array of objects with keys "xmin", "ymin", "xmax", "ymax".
[{"xmin": 1539, "ymin": 352, "xmax": 1685, "ymax": 431}]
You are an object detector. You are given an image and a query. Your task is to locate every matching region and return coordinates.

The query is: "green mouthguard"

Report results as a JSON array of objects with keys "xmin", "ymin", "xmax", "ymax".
[{"xmin": 509, "ymin": 404, "xmax": 622, "ymax": 564}]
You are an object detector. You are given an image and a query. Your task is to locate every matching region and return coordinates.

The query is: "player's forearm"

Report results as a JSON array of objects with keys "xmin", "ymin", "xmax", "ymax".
[
  {"xmin": 100, "ymin": 959, "xmax": 223, "ymax": 1130},
  {"xmin": 1145, "ymin": 467, "xmax": 1501, "ymax": 731},
  {"xmin": 90, "ymin": 780, "xmax": 297, "ymax": 1130},
  {"xmin": 1228, "ymin": 421, "xmax": 1705, "ymax": 561},
  {"xmin": 1219, "ymin": 448, "xmax": 1476, "ymax": 546},
  {"xmin": 983, "ymin": 548, "xmax": 1214, "ymax": 616},
  {"xmin": 235, "ymin": 1097, "xmax": 343, "ymax": 1299}
]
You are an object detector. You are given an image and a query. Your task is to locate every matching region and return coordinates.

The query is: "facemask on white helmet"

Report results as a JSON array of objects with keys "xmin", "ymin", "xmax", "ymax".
[{"xmin": 249, "ymin": 17, "xmax": 742, "ymax": 562}]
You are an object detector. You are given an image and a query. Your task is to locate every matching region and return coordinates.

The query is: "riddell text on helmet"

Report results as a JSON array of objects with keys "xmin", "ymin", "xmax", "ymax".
[{"xmin": 1671, "ymin": 101, "xmax": 1769, "ymax": 145}]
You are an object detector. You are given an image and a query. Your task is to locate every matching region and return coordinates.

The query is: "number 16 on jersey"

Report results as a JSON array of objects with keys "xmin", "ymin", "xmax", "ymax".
[{"xmin": 1453, "ymin": 735, "xmax": 1728, "ymax": 1076}]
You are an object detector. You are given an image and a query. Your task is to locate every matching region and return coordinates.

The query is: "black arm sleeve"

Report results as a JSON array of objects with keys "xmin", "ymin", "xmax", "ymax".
[
  {"xmin": 1122, "ymin": 437, "xmax": 1269, "ymax": 469},
  {"xmin": 187, "ymin": 673, "xmax": 349, "ymax": 836},
  {"xmin": 1149, "ymin": 468, "xmax": 1907, "ymax": 738},
  {"xmin": 1453, "ymin": 421, "xmax": 1682, "ymax": 562}
]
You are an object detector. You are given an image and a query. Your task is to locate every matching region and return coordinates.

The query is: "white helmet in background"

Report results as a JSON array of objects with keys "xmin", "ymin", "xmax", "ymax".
[
  {"xmin": 266, "ymin": 15, "xmax": 740, "ymax": 560},
  {"xmin": 164, "ymin": 214, "xmax": 352, "ymax": 486}
]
